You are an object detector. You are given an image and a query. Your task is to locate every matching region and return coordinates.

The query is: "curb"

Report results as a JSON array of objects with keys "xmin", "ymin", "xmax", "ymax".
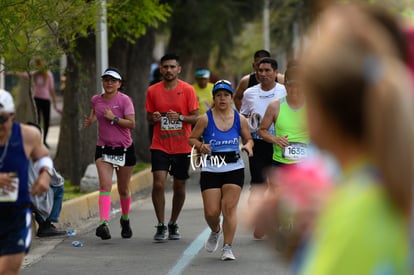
[{"xmin": 58, "ymin": 168, "xmax": 152, "ymax": 227}]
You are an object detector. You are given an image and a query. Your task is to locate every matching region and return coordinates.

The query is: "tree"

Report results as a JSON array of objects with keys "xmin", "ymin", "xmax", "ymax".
[
  {"xmin": 0, "ymin": 0, "xmax": 171, "ymax": 185},
  {"xmin": 164, "ymin": 0, "xmax": 263, "ymax": 80},
  {"xmin": 55, "ymin": 0, "xmax": 170, "ymax": 185}
]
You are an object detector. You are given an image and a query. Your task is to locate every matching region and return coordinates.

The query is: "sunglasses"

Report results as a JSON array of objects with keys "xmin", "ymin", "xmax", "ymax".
[
  {"xmin": 0, "ymin": 115, "xmax": 10, "ymax": 124},
  {"xmin": 102, "ymin": 77, "xmax": 120, "ymax": 83}
]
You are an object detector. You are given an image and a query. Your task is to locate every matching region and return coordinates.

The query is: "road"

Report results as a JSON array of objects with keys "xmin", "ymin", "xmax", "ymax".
[{"xmin": 21, "ymin": 169, "xmax": 290, "ymax": 275}]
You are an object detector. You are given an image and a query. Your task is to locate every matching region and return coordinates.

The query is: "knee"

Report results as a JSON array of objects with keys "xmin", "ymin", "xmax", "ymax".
[
  {"xmin": 152, "ymin": 182, "xmax": 165, "ymax": 193},
  {"xmin": 204, "ymin": 208, "xmax": 220, "ymax": 221},
  {"xmin": 221, "ymin": 203, "xmax": 237, "ymax": 218}
]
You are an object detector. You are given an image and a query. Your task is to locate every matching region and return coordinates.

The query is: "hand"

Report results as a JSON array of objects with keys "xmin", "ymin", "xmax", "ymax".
[
  {"xmin": 0, "ymin": 172, "xmax": 16, "ymax": 194},
  {"xmin": 276, "ymin": 135, "xmax": 289, "ymax": 148},
  {"xmin": 198, "ymin": 143, "xmax": 211, "ymax": 154},
  {"xmin": 241, "ymin": 145, "xmax": 253, "ymax": 157},
  {"xmin": 166, "ymin": 110, "xmax": 179, "ymax": 121},
  {"xmin": 152, "ymin": 111, "xmax": 162, "ymax": 122},
  {"xmin": 30, "ymin": 172, "xmax": 50, "ymax": 196},
  {"xmin": 103, "ymin": 107, "xmax": 115, "ymax": 121},
  {"xmin": 84, "ymin": 115, "xmax": 92, "ymax": 128}
]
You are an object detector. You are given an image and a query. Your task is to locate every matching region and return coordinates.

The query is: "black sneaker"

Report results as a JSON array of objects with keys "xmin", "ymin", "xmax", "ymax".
[
  {"xmin": 153, "ymin": 224, "xmax": 167, "ymax": 241},
  {"xmin": 168, "ymin": 223, "xmax": 181, "ymax": 240},
  {"xmin": 120, "ymin": 218, "xmax": 132, "ymax": 239},
  {"xmin": 37, "ymin": 222, "xmax": 66, "ymax": 237},
  {"xmin": 96, "ymin": 224, "xmax": 111, "ymax": 240}
]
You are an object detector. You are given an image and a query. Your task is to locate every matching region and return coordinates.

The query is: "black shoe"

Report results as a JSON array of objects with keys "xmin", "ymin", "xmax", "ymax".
[
  {"xmin": 120, "ymin": 218, "xmax": 132, "ymax": 239},
  {"xmin": 37, "ymin": 222, "xmax": 66, "ymax": 237},
  {"xmin": 153, "ymin": 224, "xmax": 167, "ymax": 241},
  {"xmin": 168, "ymin": 222, "xmax": 181, "ymax": 240},
  {"xmin": 96, "ymin": 224, "xmax": 111, "ymax": 240}
]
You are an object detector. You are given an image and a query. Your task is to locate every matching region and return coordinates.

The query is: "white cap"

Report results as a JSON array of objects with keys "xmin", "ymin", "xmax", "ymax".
[
  {"xmin": 0, "ymin": 89, "xmax": 15, "ymax": 113},
  {"xmin": 101, "ymin": 69, "xmax": 122, "ymax": 80}
]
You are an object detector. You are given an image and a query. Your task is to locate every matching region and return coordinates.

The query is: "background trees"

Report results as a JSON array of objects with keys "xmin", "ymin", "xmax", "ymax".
[{"xmin": 0, "ymin": 0, "xmax": 412, "ymax": 185}]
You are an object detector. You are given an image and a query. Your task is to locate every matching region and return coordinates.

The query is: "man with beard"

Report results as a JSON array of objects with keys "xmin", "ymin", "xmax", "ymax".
[{"xmin": 145, "ymin": 53, "xmax": 199, "ymax": 241}]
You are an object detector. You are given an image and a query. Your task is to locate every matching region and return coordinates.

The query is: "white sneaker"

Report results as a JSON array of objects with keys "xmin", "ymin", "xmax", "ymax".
[
  {"xmin": 205, "ymin": 226, "xmax": 222, "ymax": 253},
  {"xmin": 221, "ymin": 244, "xmax": 236, "ymax": 261}
]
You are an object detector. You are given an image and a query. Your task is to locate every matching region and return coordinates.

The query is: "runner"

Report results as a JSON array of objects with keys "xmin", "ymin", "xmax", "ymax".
[
  {"xmin": 188, "ymin": 80, "xmax": 253, "ymax": 260},
  {"xmin": 0, "ymin": 89, "xmax": 51, "ymax": 275},
  {"xmin": 145, "ymin": 53, "xmax": 199, "ymax": 241},
  {"xmin": 240, "ymin": 57, "xmax": 286, "ymax": 238},
  {"xmin": 84, "ymin": 68, "xmax": 136, "ymax": 240},
  {"xmin": 297, "ymin": 3, "xmax": 412, "ymax": 274}
]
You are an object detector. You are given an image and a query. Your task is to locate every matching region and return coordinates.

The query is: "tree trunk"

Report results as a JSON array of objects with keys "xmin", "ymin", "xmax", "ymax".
[
  {"xmin": 109, "ymin": 29, "xmax": 155, "ymax": 162},
  {"xmin": 15, "ymin": 75, "xmax": 36, "ymax": 123},
  {"xmin": 54, "ymin": 35, "xmax": 97, "ymax": 186}
]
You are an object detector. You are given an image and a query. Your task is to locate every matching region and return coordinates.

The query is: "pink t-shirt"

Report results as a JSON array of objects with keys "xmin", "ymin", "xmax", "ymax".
[
  {"xmin": 33, "ymin": 70, "xmax": 55, "ymax": 100},
  {"xmin": 145, "ymin": 80, "xmax": 199, "ymax": 154},
  {"xmin": 91, "ymin": 92, "xmax": 135, "ymax": 148}
]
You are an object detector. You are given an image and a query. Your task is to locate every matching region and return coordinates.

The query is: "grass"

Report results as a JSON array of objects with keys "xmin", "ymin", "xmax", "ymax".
[{"xmin": 63, "ymin": 162, "xmax": 150, "ymax": 201}]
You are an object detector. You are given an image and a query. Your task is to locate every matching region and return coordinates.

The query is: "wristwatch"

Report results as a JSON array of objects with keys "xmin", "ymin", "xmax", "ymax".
[
  {"xmin": 178, "ymin": 115, "xmax": 184, "ymax": 122},
  {"xmin": 111, "ymin": 116, "xmax": 119, "ymax": 125}
]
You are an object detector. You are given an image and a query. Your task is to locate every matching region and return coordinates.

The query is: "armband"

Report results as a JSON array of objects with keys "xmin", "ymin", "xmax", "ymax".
[{"xmin": 34, "ymin": 156, "xmax": 54, "ymax": 176}]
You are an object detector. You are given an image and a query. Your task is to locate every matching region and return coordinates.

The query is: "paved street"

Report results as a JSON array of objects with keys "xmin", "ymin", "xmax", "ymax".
[{"xmin": 22, "ymin": 169, "xmax": 290, "ymax": 275}]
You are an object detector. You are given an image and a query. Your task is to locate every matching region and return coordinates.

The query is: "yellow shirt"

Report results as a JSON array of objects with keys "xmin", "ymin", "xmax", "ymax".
[{"xmin": 193, "ymin": 82, "xmax": 214, "ymax": 114}]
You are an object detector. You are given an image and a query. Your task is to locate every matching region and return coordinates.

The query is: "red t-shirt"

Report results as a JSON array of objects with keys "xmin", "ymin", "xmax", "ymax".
[{"xmin": 145, "ymin": 80, "xmax": 199, "ymax": 154}]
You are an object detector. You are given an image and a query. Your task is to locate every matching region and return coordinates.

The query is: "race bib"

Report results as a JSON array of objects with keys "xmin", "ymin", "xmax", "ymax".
[
  {"xmin": 282, "ymin": 142, "xmax": 308, "ymax": 161},
  {"xmin": 102, "ymin": 147, "xmax": 127, "ymax": 167},
  {"xmin": 160, "ymin": 116, "xmax": 183, "ymax": 131},
  {"xmin": 0, "ymin": 176, "xmax": 19, "ymax": 202}
]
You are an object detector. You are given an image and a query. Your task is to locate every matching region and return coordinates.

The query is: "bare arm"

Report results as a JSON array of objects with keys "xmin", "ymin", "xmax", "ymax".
[
  {"xmin": 258, "ymin": 99, "xmax": 289, "ymax": 147},
  {"xmin": 239, "ymin": 115, "xmax": 254, "ymax": 156},
  {"xmin": 234, "ymin": 75, "xmax": 250, "ymax": 111},
  {"xmin": 84, "ymin": 108, "xmax": 97, "ymax": 128},
  {"xmin": 188, "ymin": 114, "xmax": 211, "ymax": 154},
  {"xmin": 22, "ymin": 124, "xmax": 50, "ymax": 196}
]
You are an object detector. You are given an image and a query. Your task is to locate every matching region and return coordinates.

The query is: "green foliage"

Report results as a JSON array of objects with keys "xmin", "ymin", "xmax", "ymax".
[
  {"xmin": 0, "ymin": 0, "xmax": 171, "ymax": 72},
  {"xmin": 107, "ymin": 0, "xmax": 171, "ymax": 44},
  {"xmin": 0, "ymin": 0, "xmax": 97, "ymax": 71}
]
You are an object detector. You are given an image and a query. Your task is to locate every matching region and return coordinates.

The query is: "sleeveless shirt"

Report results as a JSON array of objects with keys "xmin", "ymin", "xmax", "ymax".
[
  {"xmin": 202, "ymin": 109, "xmax": 244, "ymax": 173},
  {"xmin": 0, "ymin": 122, "xmax": 30, "ymax": 207}
]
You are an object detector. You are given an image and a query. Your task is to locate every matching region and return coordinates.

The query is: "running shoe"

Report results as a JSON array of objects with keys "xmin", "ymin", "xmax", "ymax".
[
  {"xmin": 153, "ymin": 224, "xmax": 168, "ymax": 241},
  {"xmin": 96, "ymin": 223, "xmax": 111, "ymax": 240},
  {"xmin": 205, "ymin": 226, "xmax": 222, "ymax": 253},
  {"xmin": 221, "ymin": 244, "xmax": 236, "ymax": 261},
  {"xmin": 168, "ymin": 223, "xmax": 181, "ymax": 240},
  {"xmin": 120, "ymin": 218, "xmax": 133, "ymax": 239}
]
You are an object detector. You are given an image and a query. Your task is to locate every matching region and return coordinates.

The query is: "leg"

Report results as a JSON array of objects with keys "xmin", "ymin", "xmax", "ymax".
[
  {"xmin": 169, "ymin": 178, "xmax": 186, "ymax": 223},
  {"xmin": 221, "ymin": 184, "xmax": 242, "ymax": 246},
  {"xmin": 96, "ymin": 159, "xmax": 114, "ymax": 223},
  {"xmin": 34, "ymin": 97, "xmax": 42, "ymax": 126},
  {"xmin": 47, "ymin": 185, "xmax": 64, "ymax": 223},
  {"xmin": 0, "ymin": 254, "xmax": 25, "ymax": 275},
  {"xmin": 152, "ymin": 170, "xmax": 168, "ymax": 223},
  {"xmin": 116, "ymin": 165, "xmax": 134, "ymax": 217},
  {"xmin": 41, "ymin": 99, "xmax": 51, "ymax": 145},
  {"xmin": 201, "ymin": 188, "xmax": 222, "ymax": 232},
  {"xmin": 116, "ymin": 165, "xmax": 134, "ymax": 238}
]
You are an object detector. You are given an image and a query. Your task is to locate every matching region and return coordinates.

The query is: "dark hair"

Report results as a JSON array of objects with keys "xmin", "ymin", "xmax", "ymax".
[
  {"xmin": 160, "ymin": 53, "xmax": 180, "ymax": 64},
  {"xmin": 254, "ymin": 50, "xmax": 271, "ymax": 59},
  {"xmin": 103, "ymin": 67, "xmax": 124, "ymax": 91},
  {"xmin": 258, "ymin": 57, "xmax": 278, "ymax": 70}
]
